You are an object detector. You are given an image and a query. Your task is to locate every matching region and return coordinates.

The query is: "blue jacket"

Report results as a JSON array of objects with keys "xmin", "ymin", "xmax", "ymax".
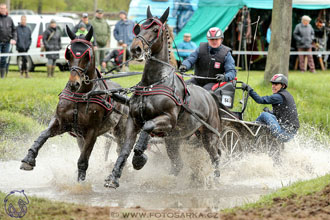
[
  {"xmin": 182, "ymin": 44, "xmax": 236, "ymax": 81},
  {"xmin": 114, "ymin": 19, "xmax": 135, "ymax": 46},
  {"xmin": 249, "ymin": 89, "xmax": 283, "ymax": 105},
  {"xmin": 177, "ymin": 41, "xmax": 197, "ymax": 59},
  {"xmin": 16, "ymin": 24, "xmax": 32, "ymax": 52}
]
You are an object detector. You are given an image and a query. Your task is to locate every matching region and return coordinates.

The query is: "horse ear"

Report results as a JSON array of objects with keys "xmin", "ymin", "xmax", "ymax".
[
  {"xmin": 147, "ymin": 5, "xmax": 153, "ymax": 19},
  {"xmin": 85, "ymin": 26, "xmax": 93, "ymax": 42},
  {"xmin": 66, "ymin": 25, "xmax": 76, "ymax": 40},
  {"xmin": 159, "ymin": 7, "xmax": 170, "ymax": 24}
]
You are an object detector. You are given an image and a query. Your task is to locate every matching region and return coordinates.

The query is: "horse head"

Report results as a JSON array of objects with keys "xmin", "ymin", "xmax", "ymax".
[
  {"xmin": 131, "ymin": 6, "xmax": 170, "ymax": 61},
  {"xmin": 65, "ymin": 25, "xmax": 95, "ymax": 92}
]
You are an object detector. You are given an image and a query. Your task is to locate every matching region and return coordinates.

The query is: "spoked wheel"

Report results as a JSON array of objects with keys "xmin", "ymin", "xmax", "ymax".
[
  {"xmin": 254, "ymin": 134, "xmax": 284, "ymax": 163},
  {"xmin": 219, "ymin": 126, "xmax": 245, "ymax": 163}
]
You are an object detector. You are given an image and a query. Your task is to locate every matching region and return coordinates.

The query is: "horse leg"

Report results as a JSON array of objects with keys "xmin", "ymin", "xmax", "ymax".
[
  {"xmin": 20, "ymin": 118, "xmax": 62, "ymax": 170},
  {"xmin": 164, "ymin": 138, "xmax": 183, "ymax": 176},
  {"xmin": 104, "ymin": 117, "xmax": 139, "ymax": 188},
  {"xmin": 132, "ymin": 115, "xmax": 174, "ymax": 170},
  {"xmin": 76, "ymin": 137, "xmax": 85, "ymax": 152},
  {"xmin": 77, "ymin": 129, "xmax": 97, "ymax": 182},
  {"xmin": 200, "ymin": 129, "xmax": 221, "ymax": 178}
]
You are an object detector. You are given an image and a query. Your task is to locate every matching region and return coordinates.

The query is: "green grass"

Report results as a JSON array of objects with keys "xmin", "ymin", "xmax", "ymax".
[
  {"xmin": 0, "ymin": 66, "xmax": 329, "ymax": 140},
  {"xmin": 223, "ymin": 173, "xmax": 330, "ymax": 212}
]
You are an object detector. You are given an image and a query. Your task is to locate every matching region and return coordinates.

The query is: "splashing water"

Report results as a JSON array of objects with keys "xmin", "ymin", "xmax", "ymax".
[{"xmin": 0, "ymin": 129, "xmax": 329, "ymax": 210}]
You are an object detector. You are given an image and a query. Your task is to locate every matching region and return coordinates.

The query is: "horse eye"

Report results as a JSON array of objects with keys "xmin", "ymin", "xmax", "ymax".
[{"xmin": 153, "ymin": 27, "xmax": 158, "ymax": 33}]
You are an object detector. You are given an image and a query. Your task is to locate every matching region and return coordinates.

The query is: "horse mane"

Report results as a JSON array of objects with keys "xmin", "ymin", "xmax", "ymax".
[{"xmin": 164, "ymin": 24, "xmax": 177, "ymax": 68}]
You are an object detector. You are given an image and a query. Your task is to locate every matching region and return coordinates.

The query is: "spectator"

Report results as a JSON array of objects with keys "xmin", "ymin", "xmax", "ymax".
[
  {"xmin": 16, "ymin": 15, "xmax": 32, "ymax": 78},
  {"xmin": 73, "ymin": 13, "xmax": 92, "ymax": 33},
  {"xmin": 114, "ymin": 10, "xmax": 135, "ymax": 47},
  {"xmin": 266, "ymin": 23, "xmax": 271, "ymax": 44},
  {"xmin": 75, "ymin": 23, "xmax": 95, "ymax": 45},
  {"xmin": 102, "ymin": 40, "xmax": 130, "ymax": 72},
  {"xmin": 42, "ymin": 19, "xmax": 61, "ymax": 77},
  {"xmin": 91, "ymin": 9, "xmax": 110, "ymax": 71},
  {"xmin": 293, "ymin": 15, "xmax": 315, "ymax": 73},
  {"xmin": 0, "ymin": 3, "xmax": 16, "ymax": 78},
  {"xmin": 179, "ymin": 27, "xmax": 236, "ymax": 91},
  {"xmin": 177, "ymin": 33, "xmax": 197, "ymax": 61}
]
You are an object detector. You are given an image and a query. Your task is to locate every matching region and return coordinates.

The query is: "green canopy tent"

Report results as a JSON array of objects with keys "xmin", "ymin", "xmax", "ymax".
[{"xmin": 174, "ymin": 0, "xmax": 330, "ymax": 47}]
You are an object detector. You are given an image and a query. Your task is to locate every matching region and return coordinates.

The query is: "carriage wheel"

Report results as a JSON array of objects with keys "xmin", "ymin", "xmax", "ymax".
[
  {"xmin": 219, "ymin": 127, "xmax": 244, "ymax": 162},
  {"xmin": 254, "ymin": 134, "xmax": 284, "ymax": 162}
]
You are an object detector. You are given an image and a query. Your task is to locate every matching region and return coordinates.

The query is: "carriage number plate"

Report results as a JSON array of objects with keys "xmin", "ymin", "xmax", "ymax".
[{"xmin": 222, "ymin": 95, "xmax": 232, "ymax": 107}]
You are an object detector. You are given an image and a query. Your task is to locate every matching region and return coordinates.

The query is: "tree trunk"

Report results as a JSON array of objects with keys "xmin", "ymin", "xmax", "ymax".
[{"xmin": 264, "ymin": 0, "xmax": 292, "ymax": 82}]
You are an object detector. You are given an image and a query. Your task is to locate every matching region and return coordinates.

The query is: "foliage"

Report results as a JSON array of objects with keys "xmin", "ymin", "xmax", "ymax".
[{"xmin": 2, "ymin": 0, "xmax": 131, "ymax": 13}]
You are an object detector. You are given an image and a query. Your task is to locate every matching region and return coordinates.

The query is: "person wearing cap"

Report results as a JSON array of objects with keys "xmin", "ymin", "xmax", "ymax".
[
  {"xmin": 0, "ymin": 3, "xmax": 16, "ymax": 78},
  {"xmin": 16, "ymin": 15, "xmax": 32, "ymax": 78},
  {"xmin": 75, "ymin": 22, "xmax": 95, "ymax": 46},
  {"xmin": 91, "ymin": 9, "xmax": 110, "ymax": 71},
  {"xmin": 114, "ymin": 10, "xmax": 135, "ymax": 47},
  {"xmin": 101, "ymin": 40, "xmax": 130, "ymax": 72},
  {"xmin": 177, "ymin": 33, "xmax": 197, "ymax": 61},
  {"xmin": 241, "ymin": 74, "xmax": 300, "ymax": 142},
  {"xmin": 293, "ymin": 15, "xmax": 316, "ymax": 73},
  {"xmin": 42, "ymin": 19, "xmax": 61, "ymax": 77},
  {"xmin": 73, "ymin": 13, "xmax": 93, "ymax": 33},
  {"xmin": 179, "ymin": 27, "xmax": 236, "ymax": 91}
]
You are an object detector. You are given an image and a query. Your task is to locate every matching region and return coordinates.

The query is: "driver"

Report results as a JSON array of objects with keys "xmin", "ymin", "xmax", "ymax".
[
  {"xmin": 242, "ymin": 74, "xmax": 300, "ymax": 142},
  {"xmin": 178, "ymin": 27, "xmax": 236, "ymax": 90}
]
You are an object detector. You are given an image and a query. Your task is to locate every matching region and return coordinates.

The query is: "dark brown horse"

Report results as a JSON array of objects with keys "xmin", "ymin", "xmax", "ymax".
[
  {"xmin": 20, "ymin": 26, "xmax": 128, "ymax": 182},
  {"xmin": 104, "ymin": 7, "xmax": 222, "ymax": 188}
]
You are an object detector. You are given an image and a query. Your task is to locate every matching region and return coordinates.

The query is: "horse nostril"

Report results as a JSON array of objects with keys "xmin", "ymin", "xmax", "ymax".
[{"xmin": 136, "ymin": 46, "xmax": 142, "ymax": 54}]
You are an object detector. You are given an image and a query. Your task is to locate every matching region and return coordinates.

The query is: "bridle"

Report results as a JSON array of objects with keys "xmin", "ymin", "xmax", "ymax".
[
  {"xmin": 65, "ymin": 38, "xmax": 94, "ymax": 85},
  {"xmin": 133, "ymin": 17, "xmax": 165, "ymax": 59}
]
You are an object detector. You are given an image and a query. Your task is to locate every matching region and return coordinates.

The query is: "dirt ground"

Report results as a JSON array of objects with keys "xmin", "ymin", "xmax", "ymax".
[{"xmin": 58, "ymin": 184, "xmax": 329, "ymax": 220}]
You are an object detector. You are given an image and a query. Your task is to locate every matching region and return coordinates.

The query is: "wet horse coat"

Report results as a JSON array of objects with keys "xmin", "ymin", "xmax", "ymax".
[
  {"xmin": 20, "ymin": 26, "xmax": 128, "ymax": 182},
  {"xmin": 104, "ymin": 7, "xmax": 222, "ymax": 188}
]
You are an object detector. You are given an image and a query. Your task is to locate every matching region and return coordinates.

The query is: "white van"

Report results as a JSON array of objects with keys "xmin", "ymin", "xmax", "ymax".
[{"xmin": 9, "ymin": 15, "xmax": 75, "ymax": 71}]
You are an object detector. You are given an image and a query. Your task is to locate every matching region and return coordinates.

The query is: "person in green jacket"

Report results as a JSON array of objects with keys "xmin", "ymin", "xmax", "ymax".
[
  {"xmin": 91, "ymin": 9, "xmax": 110, "ymax": 71},
  {"xmin": 75, "ymin": 23, "xmax": 95, "ymax": 46}
]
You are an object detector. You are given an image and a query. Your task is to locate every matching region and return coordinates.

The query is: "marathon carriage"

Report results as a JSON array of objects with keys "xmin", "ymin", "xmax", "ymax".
[{"xmin": 211, "ymin": 77, "xmax": 284, "ymax": 164}]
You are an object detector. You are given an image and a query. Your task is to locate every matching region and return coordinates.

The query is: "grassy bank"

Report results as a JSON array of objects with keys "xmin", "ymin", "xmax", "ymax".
[
  {"xmin": 0, "ymin": 174, "xmax": 329, "ymax": 219},
  {"xmin": 1, "ymin": 65, "xmax": 329, "ymax": 138}
]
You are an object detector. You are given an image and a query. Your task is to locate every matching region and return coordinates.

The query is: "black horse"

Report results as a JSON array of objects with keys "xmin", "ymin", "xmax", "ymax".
[
  {"xmin": 20, "ymin": 26, "xmax": 129, "ymax": 182},
  {"xmin": 104, "ymin": 7, "xmax": 222, "ymax": 188}
]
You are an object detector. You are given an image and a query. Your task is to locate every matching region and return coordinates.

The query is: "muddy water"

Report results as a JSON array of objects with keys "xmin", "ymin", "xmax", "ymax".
[{"xmin": 1, "ymin": 133, "xmax": 330, "ymax": 210}]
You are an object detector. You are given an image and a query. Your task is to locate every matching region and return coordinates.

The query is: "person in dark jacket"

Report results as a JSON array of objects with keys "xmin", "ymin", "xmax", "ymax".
[
  {"xmin": 42, "ymin": 19, "xmax": 61, "ymax": 77},
  {"xmin": 101, "ymin": 40, "xmax": 130, "ymax": 72},
  {"xmin": 0, "ymin": 3, "xmax": 17, "ymax": 78},
  {"xmin": 16, "ymin": 15, "xmax": 32, "ymax": 78},
  {"xmin": 242, "ymin": 74, "xmax": 300, "ymax": 142},
  {"xmin": 91, "ymin": 9, "xmax": 110, "ymax": 71},
  {"xmin": 113, "ymin": 10, "xmax": 135, "ymax": 47},
  {"xmin": 293, "ymin": 15, "xmax": 315, "ymax": 73},
  {"xmin": 179, "ymin": 27, "xmax": 236, "ymax": 91}
]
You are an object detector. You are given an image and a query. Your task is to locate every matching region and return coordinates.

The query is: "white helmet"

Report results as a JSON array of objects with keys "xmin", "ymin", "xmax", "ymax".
[{"xmin": 207, "ymin": 27, "xmax": 224, "ymax": 39}]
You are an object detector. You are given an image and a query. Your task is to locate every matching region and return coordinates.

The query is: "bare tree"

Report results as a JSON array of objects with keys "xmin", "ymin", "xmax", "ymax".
[{"xmin": 264, "ymin": 0, "xmax": 293, "ymax": 81}]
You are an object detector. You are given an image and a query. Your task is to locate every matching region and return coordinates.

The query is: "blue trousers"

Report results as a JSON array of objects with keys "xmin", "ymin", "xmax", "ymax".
[
  {"xmin": 0, "ymin": 42, "xmax": 10, "ymax": 68},
  {"xmin": 256, "ymin": 112, "xmax": 295, "ymax": 143}
]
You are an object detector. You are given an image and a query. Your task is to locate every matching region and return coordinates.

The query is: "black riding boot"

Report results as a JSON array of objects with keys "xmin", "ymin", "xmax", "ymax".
[
  {"xmin": 132, "ymin": 131, "xmax": 150, "ymax": 170},
  {"xmin": 0, "ymin": 68, "xmax": 5, "ymax": 78}
]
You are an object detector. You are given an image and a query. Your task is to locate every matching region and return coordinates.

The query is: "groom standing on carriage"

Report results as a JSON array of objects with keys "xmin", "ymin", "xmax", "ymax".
[{"xmin": 179, "ymin": 27, "xmax": 236, "ymax": 91}]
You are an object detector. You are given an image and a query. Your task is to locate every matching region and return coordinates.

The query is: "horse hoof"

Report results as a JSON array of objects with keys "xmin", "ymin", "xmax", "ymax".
[
  {"xmin": 104, "ymin": 175, "xmax": 119, "ymax": 188},
  {"xmin": 132, "ymin": 153, "xmax": 148, "ymax": 170},
  {"xmin": 20, "ymin": 162, "xmax": 34, "ymax": 171},
  {"xmin": 77, "ymin": 170, "xmax": 86, "ymax": 182}
]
